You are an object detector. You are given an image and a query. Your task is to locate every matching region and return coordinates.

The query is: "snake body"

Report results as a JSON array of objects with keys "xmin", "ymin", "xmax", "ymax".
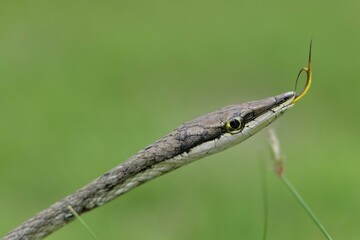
[{"xmin": 4, "ymin": 92, "xmax": 295, "ymax": 240}]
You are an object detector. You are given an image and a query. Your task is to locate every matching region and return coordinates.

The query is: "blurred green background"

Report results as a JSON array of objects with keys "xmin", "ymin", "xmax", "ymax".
[{"xmin": 1, "ymin": 0, "xmax": 359, "ymax": 239}]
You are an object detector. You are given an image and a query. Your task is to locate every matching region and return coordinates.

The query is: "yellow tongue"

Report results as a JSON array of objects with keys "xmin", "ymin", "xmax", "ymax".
[{"xmin": 292, "ymin": 41, "xmax": 312, "ymax": 104}]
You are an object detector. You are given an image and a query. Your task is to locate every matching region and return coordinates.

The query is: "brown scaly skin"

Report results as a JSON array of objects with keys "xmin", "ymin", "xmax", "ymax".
[{"xmin": 4, "ymin": 92, "xmax": 294, "ymax": 240}]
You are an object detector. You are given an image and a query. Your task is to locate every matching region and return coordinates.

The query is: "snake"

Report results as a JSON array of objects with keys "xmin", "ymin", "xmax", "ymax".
[{"xmin": 3, "ymin": 44, "xmax": 312, "ymax": 240}]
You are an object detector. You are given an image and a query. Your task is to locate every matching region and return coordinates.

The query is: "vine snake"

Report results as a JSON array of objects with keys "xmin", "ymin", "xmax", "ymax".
[{"xmin": 4, "ymin": 44, "xmax": 312, "ymax": 240}]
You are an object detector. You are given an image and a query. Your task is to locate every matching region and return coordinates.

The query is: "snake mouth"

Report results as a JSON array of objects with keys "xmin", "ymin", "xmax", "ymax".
[
  {"xmin": 245, "ymin": 91, "xmax": 295, "ymax": 124},
  {"xmin": 240, "ymin": 91, "xmax": 295, "ymax": 139},
  {"xmin": 275, "ymin": 91, "xmax": 296, "ymax": 107},
  {"xmin": 265, "ymin": 91, "xmax": 296, "ymax": 118}
]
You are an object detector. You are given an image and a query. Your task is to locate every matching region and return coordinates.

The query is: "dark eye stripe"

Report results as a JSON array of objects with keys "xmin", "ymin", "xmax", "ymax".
[{"xmin": 243, "ymin": 112, "xmax": 255, "ymax": 122}]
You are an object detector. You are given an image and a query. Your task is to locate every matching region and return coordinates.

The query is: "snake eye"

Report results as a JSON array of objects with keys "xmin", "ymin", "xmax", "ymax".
[{"xmin": 225, "ymin": 117, "xmax": 242, "ymax": 133}]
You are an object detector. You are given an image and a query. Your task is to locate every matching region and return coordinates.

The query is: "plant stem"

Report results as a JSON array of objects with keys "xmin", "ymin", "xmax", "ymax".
[
  {"xmin": 68, "ymin": 206, "xmax": 98, "ymax": 240},
  {"xmin": 280, "ymin": 175, "xmax": 333, "ymax": 240}
]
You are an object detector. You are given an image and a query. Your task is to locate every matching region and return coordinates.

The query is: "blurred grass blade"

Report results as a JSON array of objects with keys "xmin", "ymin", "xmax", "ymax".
[
  {"xmin": 258, "ymin": 158, "xmax": 269, "ymax": 240},
  {"xmin": 280, "ymin": 175, "xmax": 333, "ymax": 240},
  {"xmin": 68, "ymin": 206, "xmax": 98, "ymax": 240},
  {"xmin": 267, "ymin": 129, "xmax": 333, "ymax": 240}
]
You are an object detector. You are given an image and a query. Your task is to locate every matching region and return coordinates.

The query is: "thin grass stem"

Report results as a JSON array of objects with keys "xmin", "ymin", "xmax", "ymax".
[
  {"xmin": 280, "ymin": 175, "xmax": 333, "ymax": 240},
  {"xmin": 258, "ymin": 158, "xmax": 269, "ymax": 240},
  {"xmin": 68, "ymin": 206, "xmax": 98, "ymax": 240},
  {"xmin": 267, "ymin": 129, "xmax": 333, "ymax": 240}
]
